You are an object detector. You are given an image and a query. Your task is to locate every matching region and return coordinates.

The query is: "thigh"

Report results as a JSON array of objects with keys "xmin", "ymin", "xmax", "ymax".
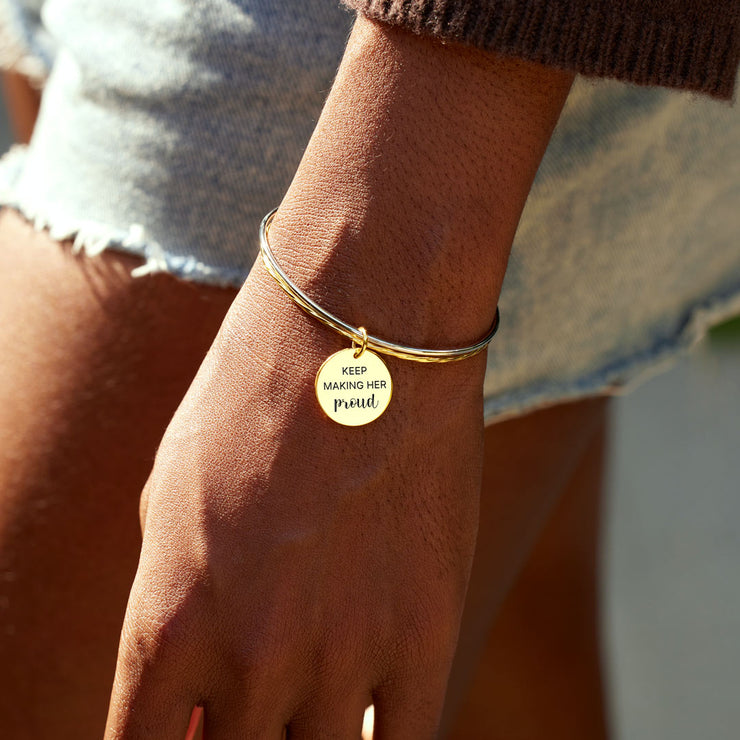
[
  {"xmin": 0, "ymin": 206, "xmax": 608, "ymax": 737},
  {"xmin": 441, "ymin": 396, "xmax": 610, "ymax": 732},
  {"xmin": 0, "ymin": 209, "xmax": 236, "ymax": 738}
]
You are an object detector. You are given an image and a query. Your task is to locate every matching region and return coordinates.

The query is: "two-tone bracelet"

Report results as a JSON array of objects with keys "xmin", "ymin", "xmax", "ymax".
[{"xmin": 259, "ymin": 207, "xmax": 500, "ymax": 426}]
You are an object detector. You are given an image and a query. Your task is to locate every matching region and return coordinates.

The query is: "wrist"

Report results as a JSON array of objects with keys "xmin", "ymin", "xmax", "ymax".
[
  {"xmin": 222, "ymin": 265, "xmax": 487, "ymax": 433},
  {"xmin": 265, "ymin": 205, "xmax": 497, "ymax": 352},
  {"xmin": 259, "ymin": 15, "xmax": 572, "ymax": 349}
]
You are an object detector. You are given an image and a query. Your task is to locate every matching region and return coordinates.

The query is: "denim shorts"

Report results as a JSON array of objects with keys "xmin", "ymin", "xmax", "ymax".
[{"xmin": 1, "ymin": 0, "xmax": 739, "ymax": 423}]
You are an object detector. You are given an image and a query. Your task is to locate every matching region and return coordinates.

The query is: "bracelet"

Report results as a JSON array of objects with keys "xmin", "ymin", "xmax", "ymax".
[{"xmin": 259, "ymin": 207, "xmax": 500, "ymax": 426}]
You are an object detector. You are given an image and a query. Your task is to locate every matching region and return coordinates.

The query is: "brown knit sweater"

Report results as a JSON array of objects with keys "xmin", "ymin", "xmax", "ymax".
[{"xmin": 341, "ymin": 0, "xmax": 739, "ymax": 100}]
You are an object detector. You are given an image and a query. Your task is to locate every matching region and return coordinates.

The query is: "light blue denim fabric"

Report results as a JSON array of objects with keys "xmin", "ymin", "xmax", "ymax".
[
  {"xmin": 0, "ymin": 0, "xmax": 52, "ymax": 81},
  {"xmin": 483, "ymin": 79, "xmax": 740, "ymax": 420},
  {"xmin": 0, "ymin": 0, "xmax": 738, "ymax": 423},
  {"xmin": 0, "ymin": 0, "xmax": 355, "ymax": 284}
]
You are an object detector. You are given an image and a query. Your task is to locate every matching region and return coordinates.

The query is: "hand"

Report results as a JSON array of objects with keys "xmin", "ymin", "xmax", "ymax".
[
  {"xmin": 105, "ymin": 260, "xmax": 486, "ymax": 737},
  {"xmin": 106, "ymin": 12, "xmax": 572, "ymax": 736}
]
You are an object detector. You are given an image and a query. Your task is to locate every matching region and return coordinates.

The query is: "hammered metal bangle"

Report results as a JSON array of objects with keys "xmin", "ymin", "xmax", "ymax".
[{"xmin": 259, "ymin": 207, "xmax": 500, "ymax": 364}]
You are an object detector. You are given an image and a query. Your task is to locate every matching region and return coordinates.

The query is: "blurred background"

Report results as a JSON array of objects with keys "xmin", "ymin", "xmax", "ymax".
[
  {"xmin": 605, "ymin": 329, "xmax": 740, "ymax": 739},
  {"xmin": 1, "ymin": 97, "xmax": 738, "ymax": 740}
]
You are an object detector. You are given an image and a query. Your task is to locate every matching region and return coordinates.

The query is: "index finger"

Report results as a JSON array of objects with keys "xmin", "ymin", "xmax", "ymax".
[{"xmin": 104, "ymin": 606, "xmax": 199, "ymax": 739}]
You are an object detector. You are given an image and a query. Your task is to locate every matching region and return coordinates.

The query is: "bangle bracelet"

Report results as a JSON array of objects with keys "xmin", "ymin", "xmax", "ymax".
[
  {"xmin": 260, "ymin": 208, "xmax": 500, "ymax": 362},
  {"xmin": 259, "ymin": 207, "xmax": 500, "ymax": 426}
]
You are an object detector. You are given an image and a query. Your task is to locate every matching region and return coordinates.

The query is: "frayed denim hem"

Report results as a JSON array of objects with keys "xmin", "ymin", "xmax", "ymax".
[
  {"xmin": 483, "ymin": 287, "xmax": 740, "ymax": 426},
  {"xmin": 0, "ymin": 145, "xmax": 249, "ymax": 288}
]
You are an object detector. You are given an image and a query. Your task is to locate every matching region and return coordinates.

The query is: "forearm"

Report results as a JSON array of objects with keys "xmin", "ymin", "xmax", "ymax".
[{"xmin": 267, "ymin": 15, "xmax": 575, "ymax": 347}]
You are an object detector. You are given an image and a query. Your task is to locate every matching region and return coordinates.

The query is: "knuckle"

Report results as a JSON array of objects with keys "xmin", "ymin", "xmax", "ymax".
[
  {"xmin": 122, "ymin": 599, "xmax": 200, "ymax": 663},
  {"xmin": 398, "ymin": 599, "xmax": 458, "ymax": 666},
  {"xmin": 308, "ymin": 630, "xmax": 357, "ymax": 685},
  {"xmin": 220, "ymin": 634, "xmax": 289, "ymax": 685}
]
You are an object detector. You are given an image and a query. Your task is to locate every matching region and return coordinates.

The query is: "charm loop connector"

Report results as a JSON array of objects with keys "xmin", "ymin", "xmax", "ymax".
[{"xmin": 353, "ymin": 327, "xmax": 368, "ymax": 358}]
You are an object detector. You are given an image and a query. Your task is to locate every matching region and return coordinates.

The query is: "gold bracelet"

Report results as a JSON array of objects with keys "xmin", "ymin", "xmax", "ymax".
[{"xmin": 259, "ymin": 207, "xmax": 500, "ymax": 426}]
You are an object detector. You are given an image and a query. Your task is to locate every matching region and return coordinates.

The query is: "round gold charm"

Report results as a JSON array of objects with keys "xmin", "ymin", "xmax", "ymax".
[{"xmin": 315, "ymin": 348, "xmax": 392, "ymax": 426}]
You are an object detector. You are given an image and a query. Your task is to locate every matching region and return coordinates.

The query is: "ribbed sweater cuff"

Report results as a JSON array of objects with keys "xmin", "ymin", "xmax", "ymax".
[{"xmin": 342, "ymin": 0, "xmax": 739, "ymax": 100}]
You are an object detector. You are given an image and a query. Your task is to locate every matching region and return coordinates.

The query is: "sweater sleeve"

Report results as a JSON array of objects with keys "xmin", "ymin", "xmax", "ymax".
[{"xmin": 340, "ymin": 0, "xmax": 739, "ymax": 100}]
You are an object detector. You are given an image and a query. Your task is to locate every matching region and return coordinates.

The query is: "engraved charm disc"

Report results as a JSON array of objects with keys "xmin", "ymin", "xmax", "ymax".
[{"xmin": 315, "ymin": 348, "xmax": 392, "ymax": 426}]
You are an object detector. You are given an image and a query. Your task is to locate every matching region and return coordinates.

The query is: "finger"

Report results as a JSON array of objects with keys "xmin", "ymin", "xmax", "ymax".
[
  {"xmin": 286, "ymin": 692, "xmax": 370, "ymax": 740},
  {"xmin": 371, "ymin": 671, "xmax": 449, "ymax": 740},
  {"xmin": 200, "ymin": 693, "xmax": 287, "ymax": 740},
  {"xmin": 199, "ymin": 644, "xmax": 295, "ymax": 740},
  {"xmin": 104, "ymin": 617, "xmax": 198, "ymax": 739}
]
